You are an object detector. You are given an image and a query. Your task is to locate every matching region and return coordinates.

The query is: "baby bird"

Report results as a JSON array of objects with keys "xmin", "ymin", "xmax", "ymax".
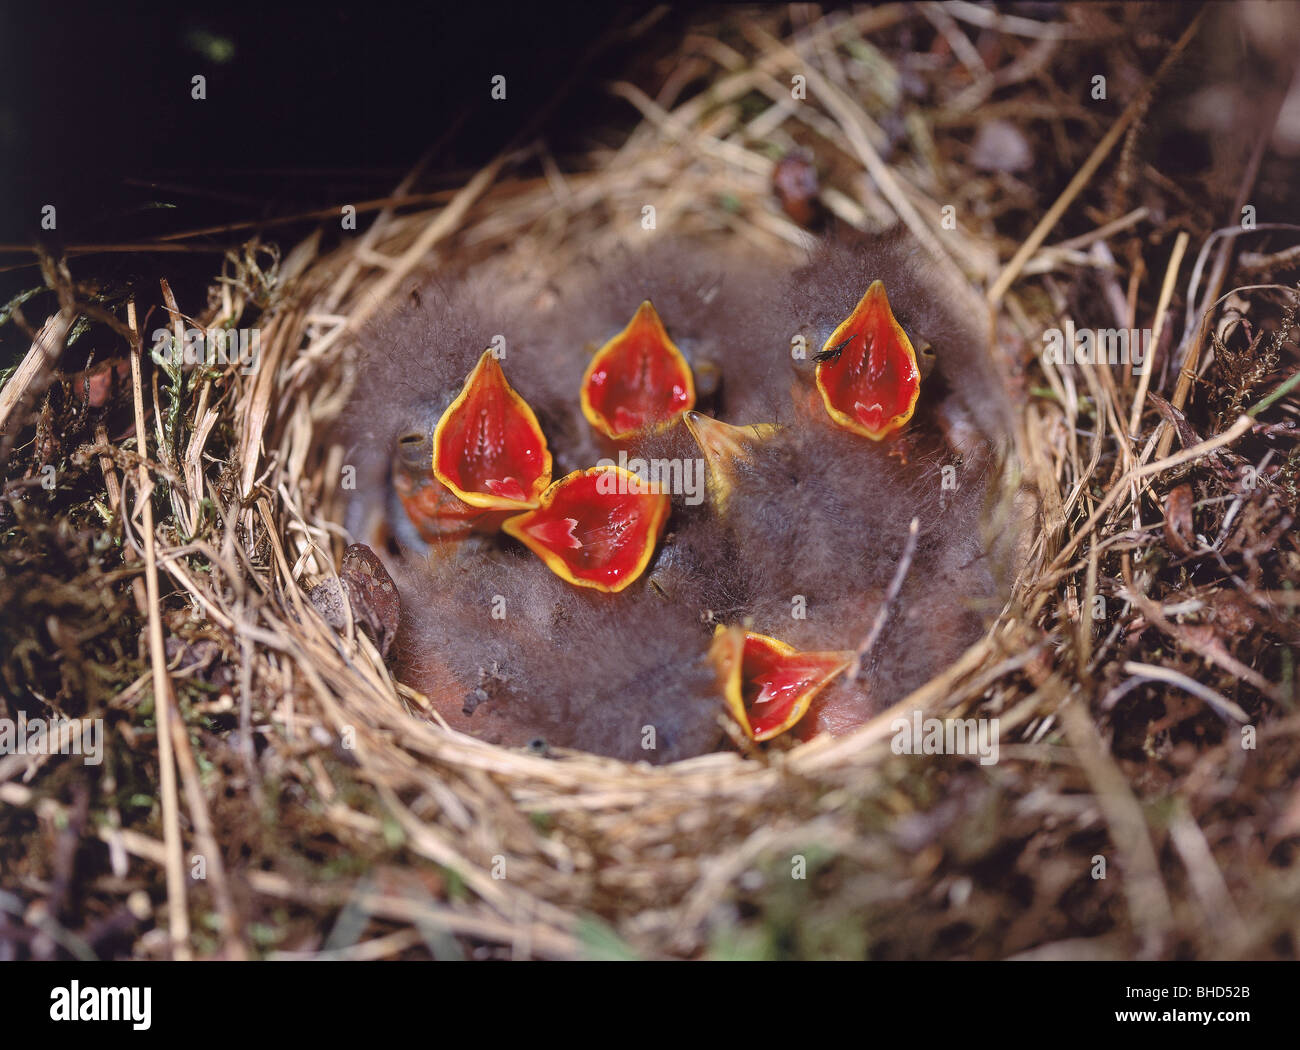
[
  {"xmin": 680, "ymin": 233, "xmax": 1015, "ymax": 737},
  {"xmin": 690, "ymin": 405, "xmax": 1004, "ymax": 738},
  {"xmin": 391, "ymin": 542, "xmax": 725, "ymax": 762},
  {"xmin": 338, "ymin": 248, "xmax": 772, "ymax": 762},
  {"xmin": 335, "ymin": 233, "xmax": 1016, "ymax": 758}
]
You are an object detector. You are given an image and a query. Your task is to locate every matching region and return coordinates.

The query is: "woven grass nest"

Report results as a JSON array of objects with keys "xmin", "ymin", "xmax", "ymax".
[{"xmin": 3, "ymin": 4, "xmax": 1299, "ymax": 960}]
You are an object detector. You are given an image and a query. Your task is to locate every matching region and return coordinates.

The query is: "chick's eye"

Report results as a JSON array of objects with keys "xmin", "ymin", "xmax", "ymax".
[
  {"xmin": 915, "ymin": 341, "xmax": 937, "ymax": 380},
  {"xmin": 396, "ymin": 430, "xmax": 431, "ymax": 468}
]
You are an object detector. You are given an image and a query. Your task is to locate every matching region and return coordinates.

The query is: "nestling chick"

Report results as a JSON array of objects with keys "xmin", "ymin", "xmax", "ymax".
[
  {"xmin": 335, "ymin": 233, "xmax": 1018, "ymax": 756},
  {"xmin": 391, "ymin": 542, "xmax": 724, "ymax": 761},
  {"xmin": 682, "ymin": 233, "xmax": 1016, "ymax": 737},
  {"xmin": 337, "ymin": 251, "xmax": 750, "ymax": 761},
  {"xmin": 684, "ymin": 404, "xmax": 1004, "ymax": 738}
]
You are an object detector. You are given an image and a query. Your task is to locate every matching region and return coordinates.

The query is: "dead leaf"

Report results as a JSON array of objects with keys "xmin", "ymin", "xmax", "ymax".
[
  {"xmin": 309, "ymin": 543, "xmax": 401, "ymax": 658},
  {"xmin": 1163, "ymin": 483, "xmax": 1195, "ymax": 555}
]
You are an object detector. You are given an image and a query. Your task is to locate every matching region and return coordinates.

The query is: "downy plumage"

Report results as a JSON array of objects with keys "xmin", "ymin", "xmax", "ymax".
[{"xmin": 335, "ymin": 233, "xmax": 1019, "ymax": 758}]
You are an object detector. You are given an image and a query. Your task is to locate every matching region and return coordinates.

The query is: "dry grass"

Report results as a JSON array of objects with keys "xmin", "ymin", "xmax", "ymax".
[{"xmin": 2, "ymin": 3, "xmax": 1299, "ymax": 960}]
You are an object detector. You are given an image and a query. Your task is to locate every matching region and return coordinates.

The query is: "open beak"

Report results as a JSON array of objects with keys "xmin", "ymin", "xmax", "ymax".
[
  {"xmin": 709, "ymin": 626, "xmax": 853, "ymax": 741},
  {"xmin": 682, "ymin": 411, "xmax": 780, "ymax": 513},
  {"xmin": 502, "ymin": 465, "xmax": 670, "ymax": 592},
  {"xmin": 393, "ymin": 430, "xmax": 506, "ymax": 542},
  {"xmin": 433, "ymin": 349, "xmax": 553, "ymax": 511},
  {"xmin": 581, "ymin": 300, "xmax": 695, "ymax": 440},
  {"xmin": 815, "ymin": 280, "xmax": 921, "ymax": 440}
]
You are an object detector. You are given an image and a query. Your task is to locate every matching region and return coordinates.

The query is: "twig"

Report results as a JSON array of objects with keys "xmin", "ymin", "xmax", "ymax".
[
  {"xmin": 1129, "ymin": 230, "xmax": 1188, "ymax": 438},
  {"xmin": 1048, "ymin": 414, "xmax": 1254, "ymax": 573},
  {"xmin": 850, "ymin": 517, "xmax": 919, "ymax": 680},
  {"xmin": 987, "ymin": 11, "xmax": 1204, "ymax": 306},
  {"xmin": 1120, "ymin": 661, "xmax": 1249, "ymax": 723},
  {"xmin": 1059, "ymin": 699, "xmax": 1173, "ymax": 957},
  {"xmin": 1155, "ymin": 86, "xmax": 1284, "ymax": 458},
  {"xmin": 742, "ymin": 22, "xmax": 967, "ymax": 288},
  {"xmin": 942, "ymin": 0, "xmax": 1092, "ymax": 40},
  {"xmin": 126, "ymin": 300, "xmax": 191, "ymax": 960},
  {"xmin": 1247, "ymin": 368, "xmax": 1300, "ymax": 417},
  {"xmin": 0, "ymin": 242, "xmax": 230, "ymax": 255},
  {"xmin": 0, "ymin": 309, "xmax": 75, "ymax": 466},
  {"xmin": 304, "ymin": 153, "xmax": 509, "ymax": 364}
]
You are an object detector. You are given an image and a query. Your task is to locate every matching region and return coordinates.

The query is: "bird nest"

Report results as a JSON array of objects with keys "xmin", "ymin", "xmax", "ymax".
[{"xmin": 3, "ymin": 4, "xmax": 1299, "ymax": 959}]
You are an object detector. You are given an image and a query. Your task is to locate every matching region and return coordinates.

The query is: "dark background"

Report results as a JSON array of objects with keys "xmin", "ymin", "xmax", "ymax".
[{"xmin": 0, "ymin": 1, "xmax": 672, "ymax": 303}]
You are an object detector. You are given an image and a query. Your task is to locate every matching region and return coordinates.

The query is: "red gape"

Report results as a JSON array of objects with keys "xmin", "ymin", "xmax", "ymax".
[
  {"xmin": 710, "ymin": 626, "xmax": 853, "ymax": 741},
  {"xmin": 433, "ymin": 349, "xmax": 553, "ymax": 510},
  {"xmin": 815, "ymin": 280, "xmax": 921, "ymax": 440},
  {"xmin": 581, "ymin": 300, "xmax": 695, "ymax": 440},
  {"xmin": 503, "ymin": 466, "xmax": 670, "ymax": 593}
]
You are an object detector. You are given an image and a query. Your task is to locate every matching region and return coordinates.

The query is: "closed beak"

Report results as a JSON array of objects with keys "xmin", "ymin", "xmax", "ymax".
[
  {"xmin": 682, "ymin": 410, "xmax": 780, "ymax": 513},
  {"xmin": 392, "ymin": 429, "xmax": 508, "ymax": 542}
]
